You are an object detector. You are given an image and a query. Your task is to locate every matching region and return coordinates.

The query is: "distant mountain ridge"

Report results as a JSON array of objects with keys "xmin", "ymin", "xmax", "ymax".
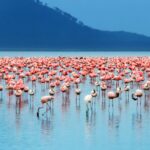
[{"xmin": 0, "ymin": 0, "xmax": 150, "ymax": 49}]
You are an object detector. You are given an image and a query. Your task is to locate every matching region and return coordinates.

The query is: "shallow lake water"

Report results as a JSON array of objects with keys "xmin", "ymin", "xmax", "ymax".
[
  {"xmin": 0, "ymin": 51, "xmax": 150, "ymax": 150},
  {"xmin": 0, "ymin": 50, "xmax": 150, "ymax": 57}
]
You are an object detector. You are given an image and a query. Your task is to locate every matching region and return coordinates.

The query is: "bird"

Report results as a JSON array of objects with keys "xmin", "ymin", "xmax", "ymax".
[
  {"xmin": 37, "ymin": 95, "xmax": 54, "ymax": 117},
  {"xmin": 95, "ymin": 81, "xmax": 100, "ymax": 90},
  {"xmin": 15, "ymin": 89, "xmax": 23, "ymax": 105},
  {"xmin": 107, "ymin": 91, "xmax": 119, "ymax": 106},
  {"xmin": 95, "ymin": 81, "xmax": 100, "ymax": 87},
  {"xmin": 101, "ymin": 83, "xmax": 107, "ymax": 91},
  {"xmin": 49, "ymin": 88, "xmax": 55, "ymax": 96},
  {"xmin": 124, "ymin": 84, "xmax": 130, "ymax": 101},
  {"xmin": 132, "ymin": 93, "xmax": 138, "ymax": 101},
  {"xmin": 132, "ymin": 89, "xmax": 143, "ymax": 105},
  {"xmin": 0, "ymin": 85, "xmax": 3, "ymax": 91},
  {"xmin": 0, "ymin": 85, "xmax": 3, "ymax": 99},
  {"xmin": 24, "ymin": 86, "xmax": 29, "ymax": 93},
  {"xmin": 75, "ymin": 88, "xmax": 81, "ymax": 95},
  {"xmin": 60, "ymin": 85, "xmax": 68, "ymax": 93},
  {"xmin": 124, "ymin": 85, "xmax": 130, "ymax": 92},
  {"xmin": 29, "ymin": 89, "xmax": 35, "ymax": 96},
  {"xmin": 100, "ymin": 82, "xmax": 107, "ymax": 99},
  {"xmin": 135, "ymin": 89, "xmax": 143, "ymax": 98},
  {"xmin": 91, "ymin": 89, "xmax": 97, "ymax": 97},
  {"xmin": 28, "ymin": 89, "xmax": 35, "ymax": 104},
  {"xmin": 84, "ymin": 95, "xmax": 92, "ymax": 111},
  {"xmin": 142, "ymin": 83, "xmax": 150, "ymax": 91}
]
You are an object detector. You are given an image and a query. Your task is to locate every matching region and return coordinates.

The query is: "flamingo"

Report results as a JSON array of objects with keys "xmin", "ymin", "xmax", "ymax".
[
  {"xmin": 142, "ymin": 82, "xmax": 150, "ymax": 101},
  {"xmin": 124, "ymin": 84, "xmax": 130, "ymax": 101},
  {"xmin": 84, "ymin": 95, "xmax": 92, "ymax": 111},
  {"xmin": 95, "ymin": 81, "xmax": 100, "ymax": 87},
  {"xmin": 0, "ymin": 56, "xmax": 150, "ymax": 118},
  {"xmin": 75, "ymin": 87, "xmax": 81, "ymax": 95},
  {"xmin": 142, "ymin": 83, "xmax": 150, "ymax": 91},
  {"xmin": 14, "ymin": 89, "xmax": 23, "ymax": 105},
  {"xmin": 0, "ymin": 85, "xmax": 3, "ymax": 99},
  {"xmin": 124, "ymin": 85, "xmax": 130, "ymax": 92},
  {"xmin": 91, "ymin": 89, "xmax": 97, "ymax": 98},
  {"xmin": 132, "ymin": 89, "xmax": 143, "ymax": 105},
  {"xmin": 29, "ymin": 89, "xmax": 34, "ymax": 96},
  {"xmin": 107, "ymin": 91, "xmax": 119, "ymax": 106},
  {"xmin": 100, "ymin": 82, "xmax": 107, "ymax": 100},
  {"xmin": 60, "ymin": 85, "xmax": 68, "ymax": 94},
  {"xmin": 24, "ymin": 86, "xmax": 29, "ymax": 93},
  {"xmin": 0, "ymin": 85, "xmax": 3, "ymax": 92},
  {"xmin": 95, "ymin": 81, "xmax": 100, "ymax": 91},
  {"xmin": 37, "ymin": 95, "xmax": 54, "ymax": 117},
  {"xmin": 49, "ymin": 88, "xmax": 55, "ymax": 96},
  {"xmin": 75, "ymin": 86, "xmax": 81, "ymax": 108}
]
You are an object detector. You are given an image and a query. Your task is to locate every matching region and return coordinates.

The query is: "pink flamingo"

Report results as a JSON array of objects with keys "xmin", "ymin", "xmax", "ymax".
[{"xmin": 37, "ymin": 95, "xmax": 54, "ymax": 117}]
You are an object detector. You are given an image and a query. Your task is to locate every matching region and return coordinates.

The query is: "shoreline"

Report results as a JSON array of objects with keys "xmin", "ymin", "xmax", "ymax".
[{"xmin": 0, "ymin": 48, "xmax": 150, "ymax": 51}]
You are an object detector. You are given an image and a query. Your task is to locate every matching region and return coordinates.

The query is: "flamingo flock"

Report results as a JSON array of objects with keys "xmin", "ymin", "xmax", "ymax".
[{"xmin": 0, "ymin": 56, "xmax": 150, "ymax": 117}]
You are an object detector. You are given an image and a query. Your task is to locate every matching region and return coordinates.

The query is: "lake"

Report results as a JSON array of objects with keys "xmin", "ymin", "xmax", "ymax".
[{"xmin": 0, "ymin": 51, "xmax": 150, "ymax": 150}]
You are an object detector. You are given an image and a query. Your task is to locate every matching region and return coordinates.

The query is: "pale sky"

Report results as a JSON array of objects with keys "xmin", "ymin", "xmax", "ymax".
[{"xmin": 41, "ymin": 0, "xmax": 150, "ymax": 36}]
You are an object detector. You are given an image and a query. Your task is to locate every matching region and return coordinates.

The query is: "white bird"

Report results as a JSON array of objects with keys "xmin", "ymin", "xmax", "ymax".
[
  {"xmin": 91, "ymin": 89, "xmax": 97, "ymax": 97},
  {"xmin": 116, "ymin": 87, "xmax": 122, "ymax": 93},
  {"xmin": 107, "ymin": 91, "xmax": 119, "ymax": 106},
  {"xmin": 29, "ymin": 89, "xmax": 34, "ymax": 96},
  {"xmin": 135, "ymin": 89, "xmax": 143, "ymax": 97},
  {"xmin": 95, "ymin": 81, "xmax": 100, "ymax": 87},
  {"xmin": 75, "ymin": 88, "xmax": 81, "ymax": 95},
  {"xmin": 107, "ymin": 91, "xmax": 116, "ymax": 100},
  {"xmin": 84, "ymin": 95, "xmax": 92, "ymax": 103},
  {"xmin": 142, "ymin": 83, "xmax": 150, "ymax": 90},
  {"xmin": 49, "ymin": 88, "xmax": 55, "ymax": 96},
  {"xmin": 132, "ymin": 89, "xmax": 143, "ymax": 103},
  {"xmin": 124, "ymin": 85, "xmax": 130, "ymax": 91},
  {"xmin": 84, "ymin": 95, "xmax": 92, "ymax": 111}
]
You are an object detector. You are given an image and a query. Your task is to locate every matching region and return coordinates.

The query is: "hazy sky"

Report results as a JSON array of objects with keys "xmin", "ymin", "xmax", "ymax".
[{"xmin": 41, "ymin": 0, "xmax": 150, "ymax": 36}]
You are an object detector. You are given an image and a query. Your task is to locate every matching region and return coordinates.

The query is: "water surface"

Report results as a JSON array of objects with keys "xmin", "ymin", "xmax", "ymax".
[{"xmin": 0, "ymin": 51, "xmax": 150, "ymax": 150}]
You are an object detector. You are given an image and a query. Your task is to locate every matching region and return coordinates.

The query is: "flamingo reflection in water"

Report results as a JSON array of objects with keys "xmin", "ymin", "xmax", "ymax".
[
  {"xmin": 85, "ymin": 102, "xmax": 96, "ymax": 137},
  {"xmin": 132, "ymin": 105, "xmax": 143, "ymax": 131}
]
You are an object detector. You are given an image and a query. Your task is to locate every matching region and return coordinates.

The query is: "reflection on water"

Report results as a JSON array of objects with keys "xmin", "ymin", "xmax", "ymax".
[
  {"xmin": 85, "ymin": 110, "xmax": 96, "ymax": 138},
  {"xmin": 108, "ymin": 108, "xmax": 121, "ymax": 137},
  {"xmin": 15, "ymin": 110, "xmax": 21, "ymax": 132},
  {"xmin": 40, "ymin": 118, "xmax": 53, "ymax": 136},
  {"xmin": 132, "ymin": 106, "xmax": 142, "ymax": 129}
]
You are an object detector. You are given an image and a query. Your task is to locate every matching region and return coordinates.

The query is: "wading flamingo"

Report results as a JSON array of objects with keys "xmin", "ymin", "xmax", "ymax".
[{"xmin": 37, "ymin": 95, "xmax": 54, "ymax": 117}]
